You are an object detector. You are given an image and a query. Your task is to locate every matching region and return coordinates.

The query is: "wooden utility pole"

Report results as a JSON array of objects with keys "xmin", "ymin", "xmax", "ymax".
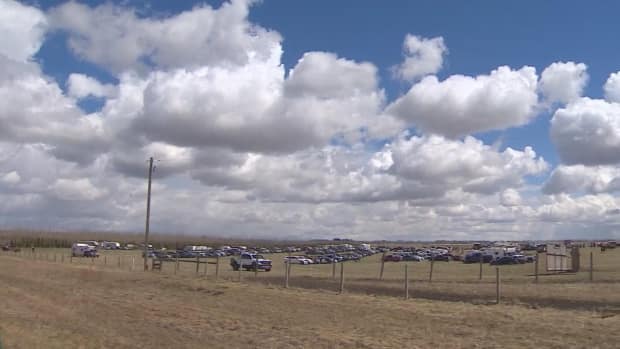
[{"xmin": 144, "ymin": 157, "xmax": 154, "ymax": 271}]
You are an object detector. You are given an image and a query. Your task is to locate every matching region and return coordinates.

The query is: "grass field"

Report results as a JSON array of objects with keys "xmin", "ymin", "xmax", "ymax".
[
  {"xmin": 1, "ymin": 254, "xmax": 620, "ymax": 349},
  {"xmin": 8, "ymin": 246, "xmax": 620, "ymax": 309}
]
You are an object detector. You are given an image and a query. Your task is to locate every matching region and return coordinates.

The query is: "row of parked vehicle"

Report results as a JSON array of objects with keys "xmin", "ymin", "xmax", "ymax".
[{"xmin": 463, "ymin": 251, "xmax": 536, "ymax": 264}]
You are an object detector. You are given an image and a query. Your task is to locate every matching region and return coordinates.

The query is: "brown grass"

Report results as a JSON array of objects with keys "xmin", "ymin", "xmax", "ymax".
[{"xmin": 1, "ymin": 254, "xmax": 620, "ymax": 348}]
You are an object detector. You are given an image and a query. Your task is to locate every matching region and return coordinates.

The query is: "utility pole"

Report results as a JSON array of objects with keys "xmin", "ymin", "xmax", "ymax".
[{"xmin": 144, "ymin": 157, "xmax": 154, "ymax": 271}]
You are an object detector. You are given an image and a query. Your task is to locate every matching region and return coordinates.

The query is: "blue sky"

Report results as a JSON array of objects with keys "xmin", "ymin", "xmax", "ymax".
[
  {"xmin": 3, "ymin": 0, "xmax": 620, "ymax": 239},
  {"xmin": 34, "ymin": 0, "xmax": 620, "ymax": 168}
]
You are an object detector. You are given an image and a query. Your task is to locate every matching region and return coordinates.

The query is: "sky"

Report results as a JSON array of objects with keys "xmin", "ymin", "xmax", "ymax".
[{"xmin": 2, "ymin": 0, "xmax": 620, "ymax": 241}]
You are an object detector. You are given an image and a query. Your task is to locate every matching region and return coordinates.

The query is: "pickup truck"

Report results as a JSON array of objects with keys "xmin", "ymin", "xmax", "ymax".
[{"xmin": 230, "ymin": 253, "xmax": 272, "ymax": 272}]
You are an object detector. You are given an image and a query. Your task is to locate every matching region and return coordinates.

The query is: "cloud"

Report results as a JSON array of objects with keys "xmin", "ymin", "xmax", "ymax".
[
  {"xmin": 551, "ymin": 97, "xmax": 620, "ymax": 165},
  {"xmin": 0, "ymin": 57, "xmax": 108, "ymax": 164},
  {"xmin": 543, "ymin": 165, "xmax": 620, "ymax": 194},
  {"xmin": 539, "ymin": 61, "xmax": 588, "ymax": 104},
  {"xmin": 394, "ymin": 34, "xmax": 447, "ymax": 82},
  {"xmin": 0, "ymin": 0, "xmax": 47, "ymax": 62},
  {"xmin": 67, "ymin": 73, "xmax": 117, "ymax": 99},
  {"xmin": 2, "ymin": 1, "xmax": 616, "ymax": 240},
  {"xmin": 500, "ymin": 188, "xmax": 522, "ymax": 207},
  {"xmin": 387, "ymin": 66, "xmax": 539, "ymax": 137},
  {"xmin": 48, "ymin": 0, "xmax": 280, "ymax": 74},
  {"xmin": 189, "ymin": 134, "xmax": 547, "ymax": 204},
  {"xmin": 603, "ymin": 71, "xmax": 620, "ymax": 103},
  {"xmin": 50, "ymin": 178, "xmax": 107, "ymax": 201},
  {"xmin": 1, "ymin": 171, "xmax": 20, "ymax": 185},
  {"xmin": 127, "ymin": 50, "xmax": 397, "ymax": 153}
]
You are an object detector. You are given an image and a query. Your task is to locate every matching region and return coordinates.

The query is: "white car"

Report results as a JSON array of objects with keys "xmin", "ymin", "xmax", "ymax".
[{"xmin": 284, "ymin": 256, "xmax": 314, "ymax": 265}]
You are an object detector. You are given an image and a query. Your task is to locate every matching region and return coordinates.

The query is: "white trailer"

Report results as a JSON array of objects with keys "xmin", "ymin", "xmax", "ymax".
[{"xmin": 72, "ymin": 243, "xmax": 97, "ymax": 257}]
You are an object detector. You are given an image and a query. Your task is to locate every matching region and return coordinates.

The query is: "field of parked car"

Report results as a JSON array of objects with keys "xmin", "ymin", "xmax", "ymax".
[{"xmin": 1, "ymin": 248, "xmax": 620, "ymax": 349}]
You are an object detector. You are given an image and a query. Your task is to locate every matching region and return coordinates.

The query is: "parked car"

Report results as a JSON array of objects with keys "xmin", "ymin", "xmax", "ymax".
[
  {"xmin": 490, "ymin": 256, "xmax": 517, "ymax": 265},
  {"xmin": 230, "ymin": 253, "xmax": 272, "ymax": 271},
  {"xmin": 401, "ymin": 254, "xmax": 424, "ymax": 262},
  {"xmin": 383, "ymin": 254, "xmax": 403, "ymax": 262},
  {"xmin": 463, "ymin": 252, "xmax": 493, "ymax": 264},
  {"xmin": 511, "ymin": 254, "xmax": 528, "ymax": 264},
  {"xmin": 284, "ymin": 256, "xmax": 314, "ymax": 265},
  {"xmin": 430, "ymin": 254, "xmax": 450, "ymax": 262}
]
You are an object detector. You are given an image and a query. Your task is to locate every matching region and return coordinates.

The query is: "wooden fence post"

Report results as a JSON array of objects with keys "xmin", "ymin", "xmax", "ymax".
[
  {"xmin": 479, "ymin": 254, "xmax": 483, "ymax": 280},
  {"xmin": 332, "ymin": 260, "xmax": 336, "ymax": 279},
  {"xmin": 534, "ymin": 252, "xmax": 539, "ymax": 283},
  {"xmin": 404, "ymin": 264, "xmax": 409, "ymax": 300},
  {"xmin": 589, "ymin": 251, "xmax": 593, "ymax": 282},
  {"xmin": 254, "ymin": 261, "xmax": 258, "ymax": 279},
  {"xmin": 175, "ymin": 255, "xmax": 179, "ymax": 275},
  {"xmin": 215, "ymin": 257, "xmax": 220, "ymax": 280},
  {"xmin": 429, "ymin": 257, "xmax": 434, "ymax": 283},
  {"xmin": 104, "ymin": 255, "xmax": 107, "ymax": 266},
  {"xmin": 339, "ymin": 262, "xmax": 345, "ymax": 294},
  {"xmin": 380, "ymin": 252, "xmax": 386, "ymax": 280},
  {"xmin": 496, "ymin": 267, "xmax": 500, "ymax": 304},
  {"xmin": 70, "ymin": 255, "xmax": 73, "ymax": 264},
  {"xmin": 204, "ymin": 258, "xmax": 209, "ymax": 277},
  {"xmin": 284, "ymin": 261, "xmax": 290, "ymax": 289},
  {"xmin": 131, "ymin": 256, "xmax": 135, "ymax": 271},
  {"xmin": 196, "ymin": 255, "xmax": 200, "ymax": 275},
  {"xmin": 238, "ymin": 259, "xmax": 242, "ymax": 282}
]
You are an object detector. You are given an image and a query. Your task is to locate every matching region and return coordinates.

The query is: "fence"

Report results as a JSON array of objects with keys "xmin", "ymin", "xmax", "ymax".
[{"xmin": 1, "ymin": 247, "xmax": 617, "ymax": 309}]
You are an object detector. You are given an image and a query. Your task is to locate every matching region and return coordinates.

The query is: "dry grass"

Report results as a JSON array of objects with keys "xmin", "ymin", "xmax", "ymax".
[
  {"xmin": 1, "ymin": 255, "xmax": 620, "ymax": 349},
  {"xmin": 7, "ymin": 247, "xmax": 620, "ymax": 310}
]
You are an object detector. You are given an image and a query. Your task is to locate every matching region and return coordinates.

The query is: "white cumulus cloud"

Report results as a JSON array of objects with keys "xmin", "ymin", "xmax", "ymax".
[
  {"xmin": 539, "ymin": 61, "xmax": 588, "ymax": 104},
  {"xmin": 0, "ymin": 0, "xmax": 47, "ymax": 62},
  {"xmin": 387, "ymin": 66, "xmax": 539, "ymax": 138},
  {"xmin": 551, "ymin": 98, "xmax": 620, "ymax": 165},
  {"xmin": 394, "ymin": 34, "xmax": 447, "ymax": 82}
]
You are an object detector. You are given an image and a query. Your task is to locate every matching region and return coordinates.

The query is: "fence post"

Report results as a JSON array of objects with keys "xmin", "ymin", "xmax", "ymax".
[
  {"xmin": 215, "ymin": 257, "xmax": 220, "ymax": 280},
  {"xmin": 589, "ymin": 251, "xmax": 593, "ymax": 282},
  {"xmin": 254, "ymin": 261, "xmax": 258, "ymax": 279},
  {"xmin": 175, "ymin": 255, "xmax": 179, "ymax": 275},
  {"xmin": 196, "ymin": 255, "xmax": 200, "ymax": 275},
  {"xmin": 131, "ymin": 256, "xmax": 135, "ymax": 271},
  {"xmin": 380, "ymin": 252, "xmax": 386, "ymax": 280},
  {"xmin": 104, "ymin": 255, "xmax": 107, "ymax": 266},
  {"xmin": 70, "ymin": 255, "xmax": 73, "ymax": 264},
  {"xmin": 479, "ymin": 255, "xmax": 483, "ymax": 280},
  {"xmin": 429, "ymin": 257, "xmax": 434, "ymax": 283},
  {"xmin": 496, "ymin": 267, "xmax": 500, "ymax": 304},
  {"xmin": 534, "ymin": 252, "xmax": 539, "ymax": 283},
  {"xmin": 404, "ymin": 264, "xmax": 409, "ymax": 300},
  {"xmin": 284, "ymin": 261, "xmax": 290, "ymax": 289},
  {"xmin": 204, "ymin": 258, "xmax": 209, "ymax": 277},
  {"xmin": 238, "ymin": 259, "xmax": 242, "ymax": 282},
  {"xmin": 332, "ymin": 259, "xmax": 336, "ymax": 279},
  {"xmin": 339, "ymin": 262, "xmax": 345, "ymax": 294}
]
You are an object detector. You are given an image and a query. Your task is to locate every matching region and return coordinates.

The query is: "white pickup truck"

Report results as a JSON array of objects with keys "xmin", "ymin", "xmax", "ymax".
[{"xmin": 230, "ymin": 253, "xmax": 272, "ymax": 272}]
